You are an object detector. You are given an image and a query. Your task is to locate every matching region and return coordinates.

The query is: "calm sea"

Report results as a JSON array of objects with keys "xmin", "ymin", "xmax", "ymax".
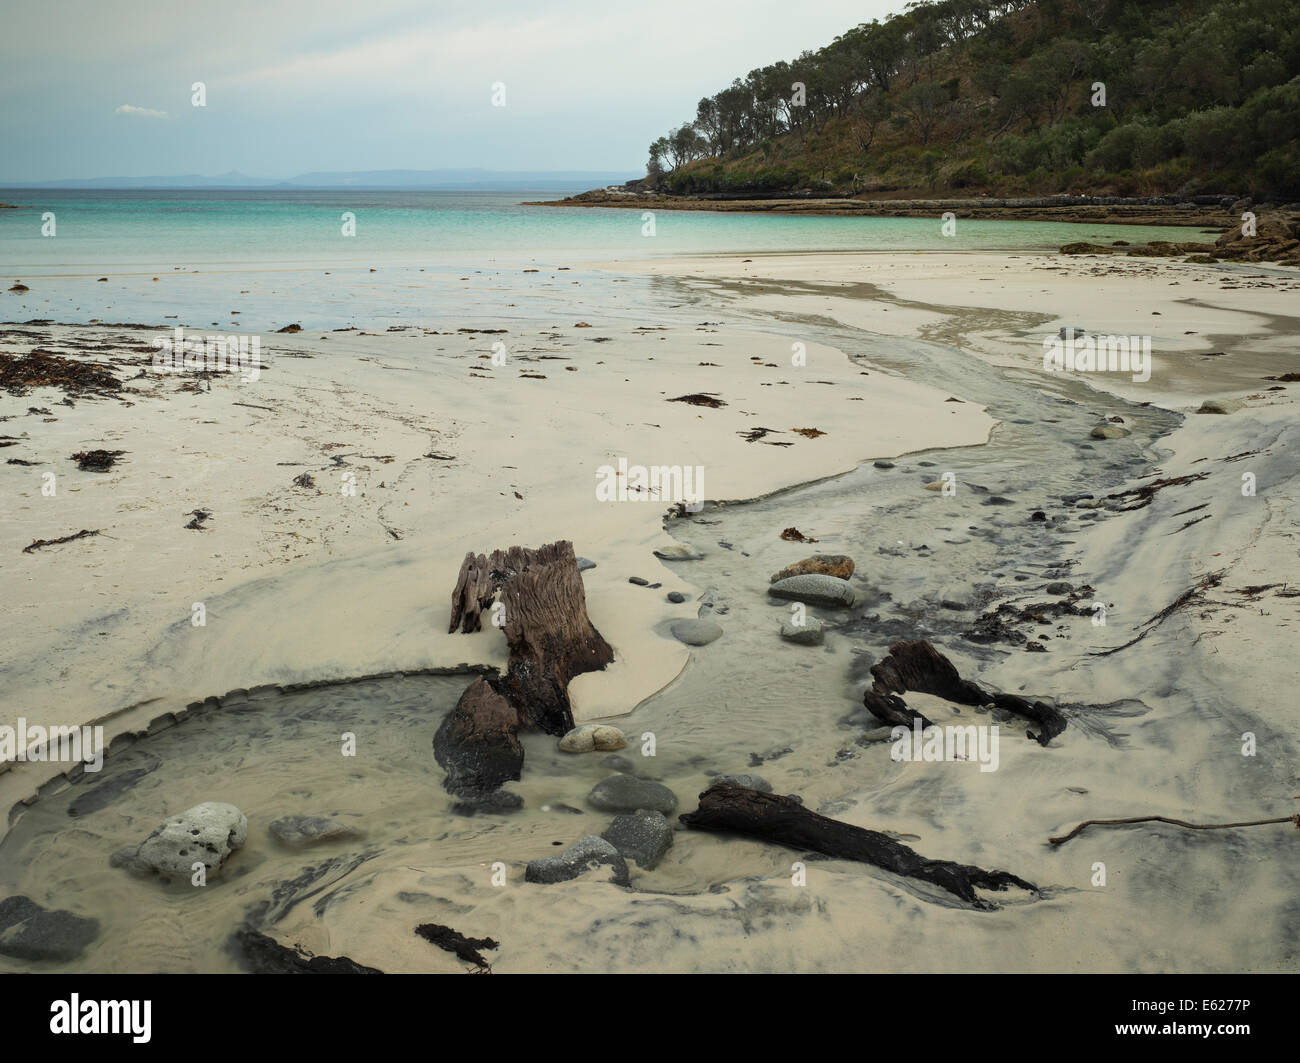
[{"xmin": 0, "ymin": 188, "xmax": 1211, "ymax": 330}]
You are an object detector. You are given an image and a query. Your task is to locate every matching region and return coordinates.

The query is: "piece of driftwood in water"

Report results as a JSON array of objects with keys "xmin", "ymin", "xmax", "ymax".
[
  {"xmin": 433, "ymin": 677, "xmax": 524, "ymax": 797},
  {"xmin": 494, "ymin": 542, "xmax": 613, "ymax": 735},
  {"xmin": 448, "ymin": 540, "xmax": 613, "ymax": 735},
  {"xmin": 229, "ymin": 928, "xmax": 383, "ymax": 974},
  {"xmin": 862, "ymin": 688, "xmax": 934, "ymax": 730},
  {"xmin": 680, "ymin": 784, "xmax": 1036, "ymax": 906},
  {"xmin": 415, "ymin": 923, "xmax": 499, "ymax": 970},
  {"xmin": 867, "ymin": 639, "xmax": 1066, "ymax": 745}
]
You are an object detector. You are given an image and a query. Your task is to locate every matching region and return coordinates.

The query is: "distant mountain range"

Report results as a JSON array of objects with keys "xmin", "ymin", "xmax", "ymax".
[{"xmin": 3, "ymin": 169, "xmax": 639, "ymax": 190}]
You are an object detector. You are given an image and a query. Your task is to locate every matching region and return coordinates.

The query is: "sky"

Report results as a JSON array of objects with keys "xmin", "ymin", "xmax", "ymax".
[{"xmin": 0, "ymin": 0, "xmax": 900, "ymax": 182}]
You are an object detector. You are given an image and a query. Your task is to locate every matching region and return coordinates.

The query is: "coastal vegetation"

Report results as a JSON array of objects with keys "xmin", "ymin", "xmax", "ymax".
[{"xmin": 645, "ymin": 0, "xmax": 1300, "ymax": 199}]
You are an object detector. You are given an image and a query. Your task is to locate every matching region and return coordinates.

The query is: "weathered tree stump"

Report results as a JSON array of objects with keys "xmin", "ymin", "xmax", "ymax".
[
  {"xmin": 864, "ymin": 640, "xmax": 1066, "ymax": 745},
  {"xmin": 680, "ymin": 783, "xmax": 1037, "ymax": 906},
  {"xmin": 447, "ymin": 540, "xmax": 613, "ymax": 736},
  {"xmin": 432, "ymin": 677, "xmax": 524, "ymax": 797}
]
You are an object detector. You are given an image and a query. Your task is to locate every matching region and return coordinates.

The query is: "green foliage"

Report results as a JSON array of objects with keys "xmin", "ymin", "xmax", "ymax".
[{"xmin": 644, "ymin": 0, "xmax": 1300, "ymax": 199}]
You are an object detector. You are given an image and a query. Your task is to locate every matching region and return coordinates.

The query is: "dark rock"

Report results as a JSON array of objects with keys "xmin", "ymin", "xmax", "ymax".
[
  {"xmin": 230, "ymin": 927, "xmax": 381, "ymax": 974},
  {"xmin": 601, "ymin": 809, "xmax": 674, "ymax": 870},
  {"xmin": 524, "ymin": 835, "xmax": 629, "ymax": 885},
  {"xmin": 0, "ymin": 896, "xmax": 98, "ymax": 962},
  {"xmin": 587, "ymin": 773, "xmax": 677, "ymax": 814}
]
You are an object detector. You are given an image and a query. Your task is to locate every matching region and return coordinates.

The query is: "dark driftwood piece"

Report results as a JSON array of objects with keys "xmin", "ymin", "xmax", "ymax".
[
  {"xmin": 415, "ymin": 923, "xmax": 499, "ymax": 969},
  {"xmin": 866, "ymin": 640, "xmax": 1066, "ymax": 745},
  {"xmin": 229, "ymin": 928, "xmax": 382, "ymax": 974},
  {"xmin": 495, "ymin": 543, "xmax": 613, "ymax": 735},
  {"xmin": 433, "ymin": 678, "xmax": 524, "ymax": 797},
  {"xmin": 680, "ymin": 784, "xmax": 1036, "ymax": 906},
  {"xmin": 448, "ymin": 540, "xmax": 613, "ymax": 736},
  {"xmin": 862, "ymin": 688, "xmax": 935, "ymax": 730}
]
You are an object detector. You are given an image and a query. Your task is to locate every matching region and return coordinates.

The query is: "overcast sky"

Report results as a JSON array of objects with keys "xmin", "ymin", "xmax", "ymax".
[{"xmin": 0, "ymin": 0, "xmax": 900, "ymax": 181}]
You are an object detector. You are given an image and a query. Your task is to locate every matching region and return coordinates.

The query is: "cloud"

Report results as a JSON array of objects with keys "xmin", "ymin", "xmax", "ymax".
[{"xmin": 115, "ymin": 104, "xmax": 169, "ymax": 119}]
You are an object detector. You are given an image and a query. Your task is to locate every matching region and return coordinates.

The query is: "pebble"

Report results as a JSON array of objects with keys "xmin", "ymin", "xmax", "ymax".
[
  {"xmin": 587, "ymin": 774, "xmax": 678, "ymax": 814},
  {"xmin": 670, "ymin": 618, "xmax": 723, "ymax": 645},
  {"xmin": 268, "ymin": 815, "xmax": 361, "ymax": 848},
  {"xmin": 768, "ymin": 574, "xmax": 856, "ymax": 607},
  {"xmin": 112, "ymin": 801, "xmax": 247, "ymax": 880},
  {"xmin": 558, "ymin": 724, "xmax": 627, "ymax": 753},
  {"xmin": 601, "ymin": 810, "xmax": 674, "ymax": 870},
  {"xmin": 524, "ymin": 836, "xmax": 629, "ymax": 886},
  {"xmin": 780, "ymin": 617, "xmax": 825, "ymax": 644}
]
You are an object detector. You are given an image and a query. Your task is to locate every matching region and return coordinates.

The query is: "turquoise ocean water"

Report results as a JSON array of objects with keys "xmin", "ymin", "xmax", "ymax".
[{"xmin": 0, "ymin": 188, "xmax": 1211, "ymax": 330}]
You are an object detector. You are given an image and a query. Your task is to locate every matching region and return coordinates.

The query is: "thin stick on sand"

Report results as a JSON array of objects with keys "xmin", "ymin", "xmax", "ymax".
[{"xmin": 1049, "ymin": 813, "xmax": 1300, "ymax": 846}]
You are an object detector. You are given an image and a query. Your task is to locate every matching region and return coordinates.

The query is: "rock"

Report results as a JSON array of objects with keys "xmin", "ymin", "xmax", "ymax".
[
  {"xmin": 451, "ymin": 790, "xmax": 524, "ymax": 815},
  {"xmin": 1196, "ymin": 398, "xmax": 1244, "ymax": 414},
  {"xmin": 768, "ymin": 574, "xmax": 856, "ymax": 607},
  {"xmin": 601, "ymin": 810, "xmax": 674, "ymax": 870},
  {"xmin": 268, "ymin": 815, "xmax": 360, "ymax": 848},
  {"xmin": 587, "ymin": 773, "xmax": 678, "ymax": 814},
  {"xmin": 667, "ymin": 591, "xmax": 687, "ymax": 603},
  {"xmin": 558, "ymin": 724, "xmax": 628, "ymax": 753},
  {"xmin": 1046, "ymin": 581, "xmax": 1074, "ymax": 595},
  {"xmin": 923, "ymin": 481, "xmax": 944, "ymax": 491},
  {"xmin": 0, "ymin": 896, "xmax": 99, "ymax": 962},
  {"xmin": 780, "ymin": 617, "xmax": 825, "ymax": 645},
  {"xmin": 524, "ymin": 835, "xmax": 629, "ymax": 886},
  {"xmin": 576, "ymin": 556, "xmax": 596, "ymax": 572},
  {"xmin": 1089, "ymin": 425, "xmax": 1129, "ymax": 439},
  {"xmin": 981, "ymin": 495, "xmax": 1015, "ymax": 505},
  {"xmin": 711, "ymin": 773, "xmax": 773, "ymax": 792},
  {"xmin": 654, "ymin": 543, "xmax": 703, "ymax": 560},
  {"xmin": 769, "ymin": 554, "xmax": 855, "ymax": 582},
  {"xmin": 113, "ymin": 801, "xmax": 247, "ymax": 880},
  {"xmin": 628, "ymin": 576, "xmax": 649, "ymax": 586},
  {"xmin": 670, "ymin": 618, "xmax": 723, "ymax": 646},
  {"xmin": 600, "ymin": 754, "xmax": 637, "ymax": 773},
  {"xmin": 872, "ymin": 460, "xmax": 895, "ymax": 469}
]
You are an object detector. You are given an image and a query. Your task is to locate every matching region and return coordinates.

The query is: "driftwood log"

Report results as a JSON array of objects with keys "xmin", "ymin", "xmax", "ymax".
[
  {"xmin": 446, "ymin": 540, "xmax": 612, "ymax": 736},
  {"xmin": 433, "ymin": 678, "xmax": 524, "ymax": 798},
  {"xmin": 437, "ymin": 541, "xmax": 614, "ymax": 805},
  {"xmin": 864, "ymin": 640, "xmax": 1066, "ymax": 745},
  {"xmin": 681, "ymin": 784, "xmax": 1036, "ymax": 906}
]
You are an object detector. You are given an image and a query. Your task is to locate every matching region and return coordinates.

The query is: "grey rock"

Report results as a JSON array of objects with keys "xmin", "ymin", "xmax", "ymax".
[
  {"xmin": 711, "ymin": 773, "xmax": 773, "ymax": 792},
  {"xmin": 654, "ymin": 543, "xmax": 703, "ymax": 560},
  {"xmin": 0, "ymin": 896, "xmax": 99, "ymax": 962},
  {"xmin": 670, "ymin": 618, "xmax": 723, "ymax": 646},
  {"xmin": 780, "ymin": 617, "xmax": 825, "ymax": 644},
  {"xmin": 982, "ymin": 495, "xmax": 1015, "ymax": 506},
  {"xmin": 576, "ymin": 557, "xmax": 597, "ymax": 572},
  {"xmin": 268, "ymin": 815, "xmax": 360, "ymax": 849},
  {"xmin": 113, "ymin": 801, "xmax": 247, "ymax": 880},
  {"xmin": 1045, "ymin": 581, "xmax": 1074, "ymax": 595},
  {"xmin": 872, "ymin": 460, "xmax": 895, "ymax": 469},
  {"xmin": 667, "ymin": 591, "xmax": 687, "ymax": 603},
  {"xmin": 628, "ymin": 576, "xmax": 649, "ymax": 586},
  {"xmin": 1196, "ymin": 398, "xmax": 1244, "ymax": 415},
  {"xmin": 768, "ymin": 574, "xmax": 855, "ymax": 607},
  {"xmin": 601, "ymin": 810, "xmax": 674, "ymax": 870},
  {"xmin": 600, "ymin": 754, "xmax": 637, "ymax": 773},
  {"xmin": 587, "ymin": 773, "xmax": 678, "ymax": 814},
  {"xmin": 525, "ymin": 836, "xmax": 629, "ymax": 886}
]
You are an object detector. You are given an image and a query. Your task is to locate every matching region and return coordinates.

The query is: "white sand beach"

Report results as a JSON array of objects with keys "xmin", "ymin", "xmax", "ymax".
[{"xmin": 1, "ymin": 248, "xmax": 1297, "ymax": 973}]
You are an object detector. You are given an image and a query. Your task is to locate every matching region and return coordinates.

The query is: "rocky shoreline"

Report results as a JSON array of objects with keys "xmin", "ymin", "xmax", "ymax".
[{"xmin": 527, "ymin": 187, "xmax": 1260, "ymax": 228}]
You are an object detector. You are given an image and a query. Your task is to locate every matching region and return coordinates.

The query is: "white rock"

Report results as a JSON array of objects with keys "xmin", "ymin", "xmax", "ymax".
[
  {"xmin": 130, "ymin": 802, "xmax": 248, "ymax": 878},
  {"xmin": 559, "ymin": 724, "xmax": 627, "ymax": 753}
]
